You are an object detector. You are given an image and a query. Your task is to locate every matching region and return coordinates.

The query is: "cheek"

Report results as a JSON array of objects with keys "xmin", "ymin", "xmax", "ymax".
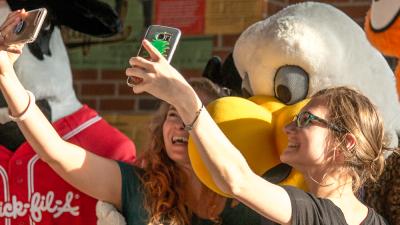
[
  {"xmin": 162, "ymin": 123, "xmax": 170, "ymax": 144},
  {"xmin": 306, "ymin": 131, "xmax": 330, "ymax": 160}
]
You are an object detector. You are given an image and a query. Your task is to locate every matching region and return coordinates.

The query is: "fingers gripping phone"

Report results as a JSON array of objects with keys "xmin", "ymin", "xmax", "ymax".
[
  {"xmin": 127, "ymin": 25, "xmax": 181, "ymax": 87},
  {"xmin": 5, "ymin": 8, "xmax": 48, "ymax": 45}
]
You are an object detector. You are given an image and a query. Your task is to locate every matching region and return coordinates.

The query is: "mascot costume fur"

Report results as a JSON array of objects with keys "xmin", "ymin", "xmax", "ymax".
[
  {"xmin": 0, "ymin": 1, "xmax": 136, "ymax": 225},
  {"xmin": 97, "ymin": 1, "xmax": 400, "ymax": 225},
  {"xmin": 363, "ymin": 0, "xmax": 400, "ymax": 223}
]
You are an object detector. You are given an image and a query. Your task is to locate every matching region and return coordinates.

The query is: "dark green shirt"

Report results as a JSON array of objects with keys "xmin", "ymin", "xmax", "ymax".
[{"xmin": 118, "ymin": 161, "xmax": 266, "ymax": 225}]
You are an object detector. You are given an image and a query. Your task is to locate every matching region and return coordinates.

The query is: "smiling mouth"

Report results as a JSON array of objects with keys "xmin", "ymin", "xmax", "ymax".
[{"xmin": 172, "ymin": 136, "xmax": 188, "ymax": 144}]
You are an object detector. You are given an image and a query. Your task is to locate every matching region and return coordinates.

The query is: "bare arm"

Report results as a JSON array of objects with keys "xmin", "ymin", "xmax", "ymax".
[
  {"xmin": 126, "ymin": 40, "xmax": 293, "ymax": 224},
  {"xmin": 0, "ymin": 12, "xmax": 122, "ymax": 210}
]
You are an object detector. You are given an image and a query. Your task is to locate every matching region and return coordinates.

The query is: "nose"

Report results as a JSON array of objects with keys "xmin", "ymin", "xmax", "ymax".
[
  {"xmin": 173, "ymin": 118, "xmax": 184, "ymax": 130},
  {"xmin": 284, "ymin": 120, "xmax": 297, "ymax": 134},
  {"xmin": 178, "ymin": 122, "xmax": 185, "ymax": 130}
]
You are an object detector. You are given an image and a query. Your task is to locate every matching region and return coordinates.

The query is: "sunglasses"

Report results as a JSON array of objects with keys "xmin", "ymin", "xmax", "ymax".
[{"xmin": 293, "ymin": 111, "xmax": 345, "ymax": 133}]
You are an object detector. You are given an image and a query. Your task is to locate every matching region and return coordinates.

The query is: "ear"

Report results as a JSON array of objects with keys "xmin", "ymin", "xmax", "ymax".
[
  {"xmin": 202, "ymin": 56, "xmax": 222, "ymax": 84},
  {"xmin": 344, "ymin": 133, "xmax": 357, "ymax": 151}
]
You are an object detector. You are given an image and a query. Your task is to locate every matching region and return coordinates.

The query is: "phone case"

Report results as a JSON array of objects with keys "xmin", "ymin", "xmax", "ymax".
[
  {"xmin": 137, "ymin": 25, "xmax": 181, "ymax": 63},
  {"xmin": 5, "ymin": 8, "xmax": 47, "ymax": 45},
  {"xmin": 127, "ymin": 25, "xmax": 181, "ymax": 87}
]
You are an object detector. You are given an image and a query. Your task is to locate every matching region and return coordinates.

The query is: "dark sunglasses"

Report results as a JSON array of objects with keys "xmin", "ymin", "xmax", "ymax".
[{"xmin": 293, "ymin": 111, "xmax": 345, "ymax": 133}]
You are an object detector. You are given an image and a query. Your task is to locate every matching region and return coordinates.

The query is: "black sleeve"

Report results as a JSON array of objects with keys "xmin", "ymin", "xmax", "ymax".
[{"xmin": 282, "ymin": 186, "xmax": 345, "ymax": 225}]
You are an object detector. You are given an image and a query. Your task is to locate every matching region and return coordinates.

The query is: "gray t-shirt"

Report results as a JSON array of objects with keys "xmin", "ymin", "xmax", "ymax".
[{"xmin": 282, "ymin": 186, "xmax": 388, "ymax": 225}]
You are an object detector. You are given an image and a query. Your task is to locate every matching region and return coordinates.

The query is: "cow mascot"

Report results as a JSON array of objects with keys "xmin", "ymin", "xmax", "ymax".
[{"xmin": 0, "ymin": 1, "xmax": 136, "ymax": 225}]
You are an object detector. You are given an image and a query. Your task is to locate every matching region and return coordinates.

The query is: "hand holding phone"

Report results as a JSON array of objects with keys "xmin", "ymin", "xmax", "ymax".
[
  {"xmin": 3, "ymin": 8, "xmax": 47, "ymax": 45},
  {"xmin": 127, "ymin": 25, "xmax": 181, "ymax": 87}
]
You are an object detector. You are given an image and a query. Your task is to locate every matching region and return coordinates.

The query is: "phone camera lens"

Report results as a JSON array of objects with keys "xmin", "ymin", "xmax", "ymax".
[
  {"xmin": 14, "ymin": 21, "xmax": 25, "ymax": 34},
  {"xmin": 155, "ymin": 32, "xmax": 172, "ymax": 41},
  {"xmin": 157, "ymin": 33, "xmax": 165, "ymax": 40}
]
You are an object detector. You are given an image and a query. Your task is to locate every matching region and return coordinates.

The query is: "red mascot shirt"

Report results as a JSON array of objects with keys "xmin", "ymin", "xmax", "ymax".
[{"xmin": 0, "ymin": 105, "xmax": 136, "ymax": 225}]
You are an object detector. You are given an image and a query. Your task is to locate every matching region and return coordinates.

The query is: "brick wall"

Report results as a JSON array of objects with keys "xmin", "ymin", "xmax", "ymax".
[{"xmin": 72, "ymin": 0, "xmax": 372, "ymax": 115}]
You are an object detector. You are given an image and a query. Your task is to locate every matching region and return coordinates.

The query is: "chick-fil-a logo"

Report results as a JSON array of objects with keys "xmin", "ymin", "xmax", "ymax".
[{"xmin": 0, "ymin": 191, "xmax": 79, "ymax": 222}]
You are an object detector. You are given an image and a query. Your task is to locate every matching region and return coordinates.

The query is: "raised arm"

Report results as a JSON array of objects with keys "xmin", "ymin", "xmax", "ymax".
[
  {"xmin": 0, "ymin": 11, "xmax": 122, "ymax": 209},
  {"xmin": 126, "ymin": 40, "xmax": 293, "ymax": 224}
]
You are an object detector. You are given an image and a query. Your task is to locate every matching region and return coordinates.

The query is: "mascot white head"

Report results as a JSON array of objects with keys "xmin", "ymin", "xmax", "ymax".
[{"xmin": 234, "ymin": 2, "xmax": 400, "ymax": 146}]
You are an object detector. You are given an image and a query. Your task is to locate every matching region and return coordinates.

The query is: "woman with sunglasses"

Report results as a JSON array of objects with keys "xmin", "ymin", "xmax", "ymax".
[{"xmin": 123, "ymin": 40, "xmax": 389, "ymax": 225}]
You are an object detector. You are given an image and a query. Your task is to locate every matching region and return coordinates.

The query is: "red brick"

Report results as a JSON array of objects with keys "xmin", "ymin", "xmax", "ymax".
[
  {"xmin": 80, "ymin": 98, "xmax": 98, "ymax": 110},
  {"xmin": 72, "ymin": 69, "xmax": 98, "ymax": 80},
  {"xmin": 73, "ymin": 83, "xmax": 80, "ymax": 95},
  {"xmin": 266, "ymin": 2, "xmax": 285, "ymax": 16},
  {"xmin": 100, "ymin": 99, "xmax": 135, "ymax": 111},
  {"xmin": 337, "ymin": 5, "xmax": 370, "ymax": 21},
  {"xmin": 180, "ymin": 69, "xmax": 203, "ymax": 78},
  {"xmin": 136, "ymin": 92, "xmax": 154, "ymax": 97},
  {"xmin": 269, "ymin": 0, "xmax": 287, "ymax": 4},
  {"xmin": 213, "ymin": 35, "xmax": 219, "ymax": 47},
  {"xmin": 211, "ymin": 50, "xmax": 231, "ymax": 62},
  {"xmin": 138, "ymin": 98, "xmax": 161, "ymax": 111},
  {"xmin": 222, "ymin": 34, "xmax": 241, "ymax": 48},
  {"xmin": 118, "ymin": 84, "xmax": 135, "ymax": 96},
  {"xmin": 81, "ymin": 83, "xmax": 115, "ymax": 96},
  {"xmin": 101, "ymin": 70, "xmax": 126, "ymax": 80},
  {"xmin": 288, "ymin": 0, "xmax": 350, "ymax": 4}
]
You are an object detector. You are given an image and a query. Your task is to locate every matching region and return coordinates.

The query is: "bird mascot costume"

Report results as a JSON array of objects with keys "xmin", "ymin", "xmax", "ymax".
[
  {"xmin": 191, "ymin": 1, "xmax": 400, "ymax": 199},
  {"xmin": 0, "ymin": 1, "xmax": 136, "ymax": 225},
  {"xmin": 363, "ymin": 0, "xmax": 400, "ymax": 223}
]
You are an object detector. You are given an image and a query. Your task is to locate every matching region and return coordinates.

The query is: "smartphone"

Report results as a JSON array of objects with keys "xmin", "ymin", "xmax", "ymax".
[
  {"xmin": 138, "ymin": 25, "xmax": 181, "ymax": 62},
  {"xmin": 127, "ymin": 25, "xmax": 181, "ymax": 87},
  {"xmin": 5, "ymin": 8, "xmax": 48, "ymax": 45}
]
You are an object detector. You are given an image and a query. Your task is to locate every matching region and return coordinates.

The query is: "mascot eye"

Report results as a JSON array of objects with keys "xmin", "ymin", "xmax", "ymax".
[{"xmin": 274, "ymin": 65, "xmax": 309, "ymax": 105}]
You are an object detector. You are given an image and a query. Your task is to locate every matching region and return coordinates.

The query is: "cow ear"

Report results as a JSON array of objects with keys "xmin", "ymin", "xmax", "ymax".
[
  {"xmin": 7, "ymin": 0, "xmax": 122, "ymax": 37},
  {"xmin": 220, "ymin": 53, "xmax": 242, "ymax": 96},
  {"xmin": 202, "ymin": 56, "xmax": 222, "ymax": 84}
]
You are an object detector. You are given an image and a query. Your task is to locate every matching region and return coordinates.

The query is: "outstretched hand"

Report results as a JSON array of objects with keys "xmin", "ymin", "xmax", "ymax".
[
  {"xmin": 125, "ymin": 39, "xmax": 191, "ymax": 106},
  {"xmin": 0, "ymin": 9, "xmax": 27, "ymax": 75}
]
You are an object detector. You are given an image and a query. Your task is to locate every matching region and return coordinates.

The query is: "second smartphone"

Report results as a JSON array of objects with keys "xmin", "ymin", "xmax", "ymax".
[{"xmin": 5, "ymin": 8, "xmax": 47, "ymax": 45}]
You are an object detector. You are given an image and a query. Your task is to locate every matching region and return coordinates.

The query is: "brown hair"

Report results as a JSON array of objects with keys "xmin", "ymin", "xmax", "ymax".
[
  {"xmin": 137, "ymin": 77, "xmax": 226, "ymax": 225},
  {"xmin": 313, "ymin": 86, "xmax": 389, "ymax": 192}
]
